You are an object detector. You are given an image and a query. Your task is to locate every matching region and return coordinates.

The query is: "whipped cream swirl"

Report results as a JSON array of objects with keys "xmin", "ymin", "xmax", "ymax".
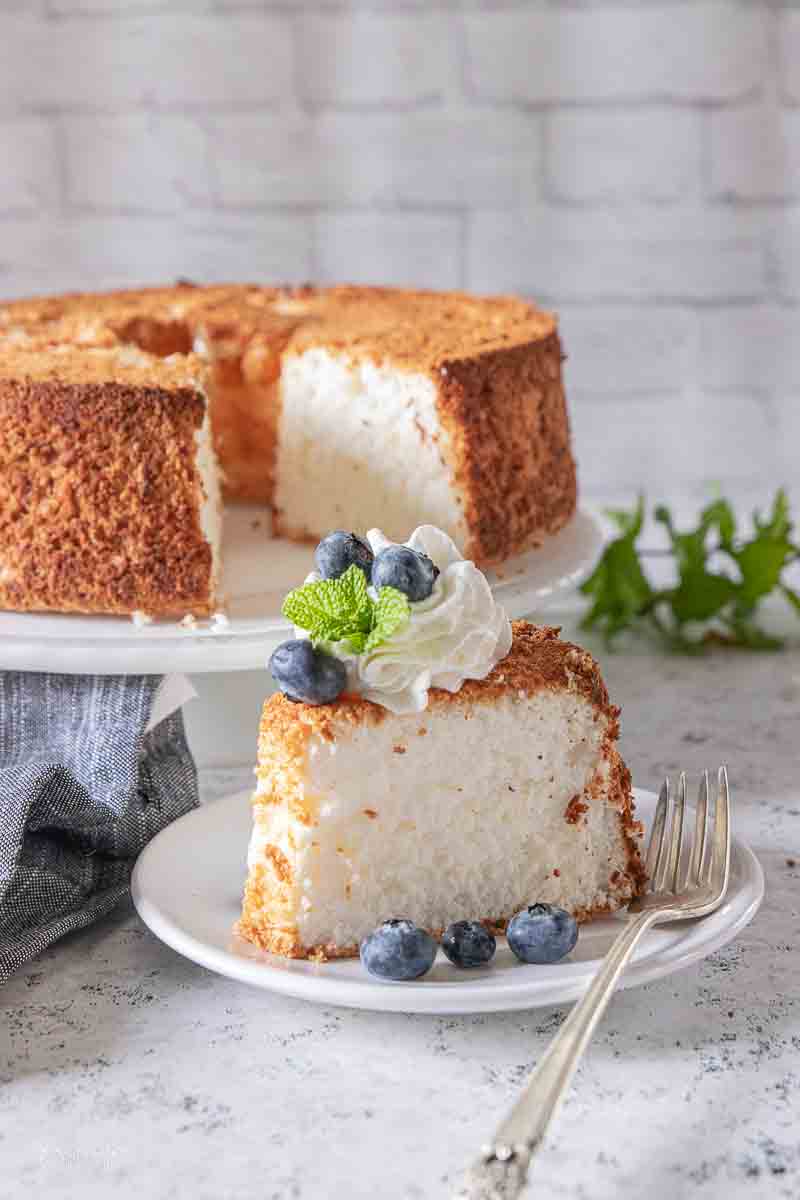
[{"xmin": 295, "ymin": 525, "xmax": 512, "ymax": 715}]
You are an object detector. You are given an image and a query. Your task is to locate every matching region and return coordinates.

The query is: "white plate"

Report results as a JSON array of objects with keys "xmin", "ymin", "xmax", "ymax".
[
  {"xmin": 131, "ymin": 788, "xmax": 764, "ymax": 1015},
  {"xmin": 0, "ymin": 507, "xmax": 603, "ymax": 675}
]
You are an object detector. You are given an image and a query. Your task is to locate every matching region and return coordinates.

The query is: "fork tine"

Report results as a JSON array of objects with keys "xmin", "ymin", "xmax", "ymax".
[
  {"xmin": 654, "ymin": 774, "xmax": 684, "ymax": 893},
  {"xmin": 645, "ymin": 778, "xmax": 670, "ymax": 888},
  {"xmin": 710, "ymin": 766, "xmax": 731, "ymax": 896},
  {"xmin": 665, "ymin": 771, "xmax": 686, "ymax": 892},
  {"xmin": 688, "ymin": 770, "xmax": 710, "ymax": 887}
]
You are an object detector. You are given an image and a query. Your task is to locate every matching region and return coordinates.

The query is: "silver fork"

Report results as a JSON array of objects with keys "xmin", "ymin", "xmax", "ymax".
[{"xmin": 453, "ymin": 767, "xmax": 731, "ymax": 1200}]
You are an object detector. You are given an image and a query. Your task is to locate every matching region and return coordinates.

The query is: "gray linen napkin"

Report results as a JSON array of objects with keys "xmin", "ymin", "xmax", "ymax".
[{"xmin": 0, "ymin": 672, "xmax": 198, "ymax": 984}]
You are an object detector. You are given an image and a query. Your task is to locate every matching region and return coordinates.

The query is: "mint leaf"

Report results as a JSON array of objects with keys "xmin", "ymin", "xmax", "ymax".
[
  {"xmin": 364, "ymin": 586, "xmax": 410, "ymax": 653},
  {"xmin": 725, "ymin": 491, "xmax": 798, "ymax": 615},
  {"xmin": 580, "ymin": 497, "xmax": 655, "ymax": 642},
  {"xmin": 654, "ymin": 503, "xmax": 736, "ymax": 625},
  {"xmin": 580, "ymin": 490, "xmax": 800, "ymax": 652},
  {"xmin": 754, "ymin": 488, "xmax": 792, "ymax": 542},
  {"xmin": 732, "ymin": 539, "xmax": 793, "ymax": 611},
  {"xmin": 669, "ymin": 569, "xmax": 736, "ymax": 624},
  {"xmin": 281, "ymin": 566, "xmax": 411, "ymax": 654},
  {"xmin": 282, "ymin": 564, "xmax": 374, "ymax": 646},
  {"xmin": 702, "ymin": 498, "xmax": 737, "ymax": 550},
  {"xmin": 605, "ymin": 501, "xmax": 645, "ymax": 539},
  {"xmin": 781, "ymin": 584, "xmax": 800, "ymax": 615}
]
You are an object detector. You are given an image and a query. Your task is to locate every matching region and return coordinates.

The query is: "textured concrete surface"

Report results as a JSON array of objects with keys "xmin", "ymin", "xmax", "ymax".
[{"xmin": 1, "ymin": 615, "xmax": 798, "ymax": 1199}]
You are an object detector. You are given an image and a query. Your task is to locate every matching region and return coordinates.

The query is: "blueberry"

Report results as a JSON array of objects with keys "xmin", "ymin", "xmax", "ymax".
[
  {"xmin": 441, "ymin": 921, "xmax": 496, "ymax": 969},
  {"xmin": 371, "ymin": 545, "xmax": 439, "ymax": 602},
  {"xmin": 269, "ymin": 639, "xmax": 346, "ymax": 706},
  {"xmin": 507, "ymin": 903, "xmax": 578, "ymax": 965},
  {"xmin": 314, "ymin": 531, "xmax": 373, "ymax": 582},
  {"xmin": 359, "ymin": 919, "xmax": 438, "ymax": 981}
]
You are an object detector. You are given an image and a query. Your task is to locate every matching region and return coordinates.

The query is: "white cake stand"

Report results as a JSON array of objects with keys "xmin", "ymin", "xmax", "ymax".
[{"xmin": 0, "ymin": 506, "xmax": 603, "ymax": 675}]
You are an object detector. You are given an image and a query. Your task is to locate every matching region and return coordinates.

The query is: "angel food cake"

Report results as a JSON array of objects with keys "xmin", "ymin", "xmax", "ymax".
[
  {"xmin": 0, "ymin": 342, "xmax": 220, "ymax": 616},
  {"xmin": 237, "ymin": 527, "xmax": 644, "ymax": 960},
  {"xmin": 0, "ymin": 283, "xmax": 576, "ymax": 617}
]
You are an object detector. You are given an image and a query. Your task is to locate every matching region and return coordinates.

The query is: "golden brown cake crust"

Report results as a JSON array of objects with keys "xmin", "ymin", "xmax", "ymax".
[
  {"xmin": 0, "ymin": 345, "xmax": 214, "ymax": 616},
  {"xmin": 1, "ymin": 283, "xmax": 554, "ymax": 367},
  {"xmin": 284, "ymin": 284, "xmax": 556, "ymax": 368},
  {"xmin": 437, "ymin": 335, "xmax": 576, "ymax": 564},
  {"xmin": 240, "ymin": 622, "xmax": 645, "ymax": 959}
]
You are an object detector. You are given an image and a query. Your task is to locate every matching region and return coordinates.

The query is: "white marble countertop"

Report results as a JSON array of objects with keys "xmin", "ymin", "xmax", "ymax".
[{"xmin": 1, "ymin": 615, "xmax": 798, "ymax": 1200}]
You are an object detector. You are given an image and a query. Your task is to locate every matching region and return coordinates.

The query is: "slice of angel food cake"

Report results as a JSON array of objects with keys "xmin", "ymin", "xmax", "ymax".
[{"xmin": 237, "ymin": 526, "xmax": 645, "ymax": 962}]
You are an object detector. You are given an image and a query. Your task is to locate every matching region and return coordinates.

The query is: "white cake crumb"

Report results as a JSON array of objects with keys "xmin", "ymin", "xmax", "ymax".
[
  {"xmin": 244, "ymin": 690, "xmax": 634, "ymax": 953},
  {"xmin": 211, "ymin": 611, "xmax": 230, "ymax": 629},
  {"xmin": 180, "ymin": 614, "xmax": 198, "ymax": 629},
  {"xmin": 131, "ymin": 610, "xmax": 153, "ymax": 628},
  {"xmin": 274, "ymin": 350, "xmax": 468, "ymax": 552}
]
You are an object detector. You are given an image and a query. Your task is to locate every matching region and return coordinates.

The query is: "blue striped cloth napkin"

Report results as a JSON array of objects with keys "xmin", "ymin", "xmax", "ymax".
[{"xmin": 0, "ymin": 673, "xmax": 197, "ymax": 984}]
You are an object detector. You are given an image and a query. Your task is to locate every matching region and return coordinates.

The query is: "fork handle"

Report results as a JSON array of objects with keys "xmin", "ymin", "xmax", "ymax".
[{"xmin": 454, "ymin": 910, "xmax": 659, "ymax": 1199}]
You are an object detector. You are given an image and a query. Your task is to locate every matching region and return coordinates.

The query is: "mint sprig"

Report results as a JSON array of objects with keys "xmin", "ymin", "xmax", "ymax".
[
  {"xmin": 282, "ymin": 564, "xmax": 410, "ymax": 653},
  {"xmin": 364, "ymin": 586, "xmax": 410, "ymax": 653},
  {"xmin": 580, "ymin": 489, "xmax": 800, "ymax": 652}
]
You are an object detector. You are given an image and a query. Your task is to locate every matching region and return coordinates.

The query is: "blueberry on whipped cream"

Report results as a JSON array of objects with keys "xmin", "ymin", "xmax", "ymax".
[
  {"xmin": 314, "ymin": 530, "xmax": 373, "ymax": 582},
  {"xmin": 371, "ymin": 544, "xmax": 438, "ymax": 602},
  {"xmin": 268, "ymin": 639, "xmax": 347, "ymax": 706},
  {"xmin": 271, "ymin": 523, "xmax": 512, "ymax": 714}
]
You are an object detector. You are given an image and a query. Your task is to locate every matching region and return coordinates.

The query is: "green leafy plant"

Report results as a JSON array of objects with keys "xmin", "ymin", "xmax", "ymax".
[
  {"xmin": 282, "ymin": 564, "xmax": 410, "ymax": 654},
  {"xmin": 580, "ymin": 489, "xmax": 800, "ymax": 651}
]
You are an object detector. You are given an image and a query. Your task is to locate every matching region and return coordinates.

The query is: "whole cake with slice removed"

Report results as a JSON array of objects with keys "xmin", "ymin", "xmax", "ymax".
[
  {"xmin": 237, "ymin": 526, "xmax": 645, "ymax": 961},
  {"xmin": 0, "ymin": 283, "xmax": 576, "ymax": 617}
]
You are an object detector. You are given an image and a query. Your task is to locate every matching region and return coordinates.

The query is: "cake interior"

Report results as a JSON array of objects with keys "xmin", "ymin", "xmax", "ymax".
[
  {"xmin": 273, "ymin": 348, "xmax": 468, "ymax": 546},
  {"xmin": 115, "ymin": 311, "xmax": 472, "ymax": 546},
  {"xmin": 239, "ymin": 665, "xmax": 641, "ymax": 958},
  {"xmin": 194, "ymin": 407, "xmax": 223, "ymax": 595}
]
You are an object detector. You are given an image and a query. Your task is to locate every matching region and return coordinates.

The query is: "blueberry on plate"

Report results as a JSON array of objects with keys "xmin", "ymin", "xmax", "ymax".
[
  {"xmin": 371, "ymin": 545, "xmax": 439, "ymax": 602},
  {"xmin": 360, "ymin": 919, "xmax": 438, "ymax": 981},
  {"xmin": 441, "ymin": 920, "xmax": 496, "ymax": 968},
  {"xmin": 507, "ymin": 903, "xmax": 578, "ymax": 965},
  {"xmin": 314, "ymin": 531, "xmax": 374, "ymax": 582},
  {"xmin": 269, "ymin": 639, "xmax": 347, "ymax": 706}
]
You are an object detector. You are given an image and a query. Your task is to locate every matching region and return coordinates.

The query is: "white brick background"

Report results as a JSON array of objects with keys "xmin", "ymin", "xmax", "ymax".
[{"xmin": 0, "ymin": 0, "xmax": 796, "ymax": 520}]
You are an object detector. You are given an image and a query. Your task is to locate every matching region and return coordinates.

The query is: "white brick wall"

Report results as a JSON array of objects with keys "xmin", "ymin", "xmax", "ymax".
[
  {"xmin": 64, "ymin": 115, "xmax": 211, "ymax": 211},
  {"xmin": 314, "ymin": 212, "xmax": 462, "ymax": 290},
  {"xmin": 0, "ymin": 0, "xmax": 794, "ymax": 513},
  {"xmin": 298, "ymin": 13, "xmax": 460, "ymax": 108},
  {"xmin": 547, "ymin": 111, "xmax": 702, "ymax": 203},
  {"xmin": 464, "ymin": 5, "xmax": 768, "ymax": 104},
  {"xmin": 0, "ymin": 118, "xmax": 60, "ymax": 214},
  {"xmin": 710, "ymin": 106, "xmax": 800, "ymax": 200}
]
